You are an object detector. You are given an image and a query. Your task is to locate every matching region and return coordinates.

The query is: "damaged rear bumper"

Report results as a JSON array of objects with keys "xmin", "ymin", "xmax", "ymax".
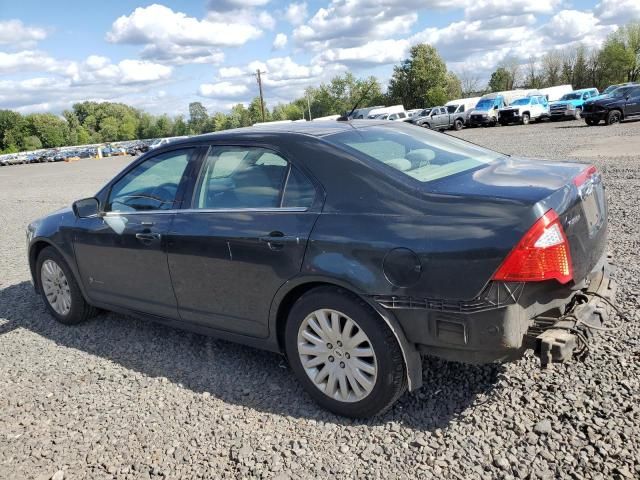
[
  {"xmin": 530, "ymin": 264, "xmax": 617, "ymax": 366},
  {"xmin": 373, "ymin": 262, "xmax": 617, "ymax": 365}
]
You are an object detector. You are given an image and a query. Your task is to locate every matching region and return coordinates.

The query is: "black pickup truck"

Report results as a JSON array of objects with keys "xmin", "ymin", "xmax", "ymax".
[{"xmin": 583, "ymin": 84, "xmax": 640, "ymax": 125}]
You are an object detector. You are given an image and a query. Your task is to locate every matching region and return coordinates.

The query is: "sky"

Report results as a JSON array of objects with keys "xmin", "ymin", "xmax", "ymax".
[{"xmin": 0, "ymin": 0, "xmax": 638, "ymax": 116}]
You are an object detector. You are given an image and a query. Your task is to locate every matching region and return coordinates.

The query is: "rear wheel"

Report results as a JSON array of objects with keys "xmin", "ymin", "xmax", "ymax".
[
  {"xmin": 36, "ymin": 247, "xmax": 97, "ymax": 325},
  {"xmin": 285, "ymin": 286, "xmax": 406, "ymax": 418},
  {"xmin": 607, "ymin": 110, "xmax": 622, "ymax": 125},
  {"xmin": 521, "ymin": 113, "xmax": 530, "ymax": 125}
]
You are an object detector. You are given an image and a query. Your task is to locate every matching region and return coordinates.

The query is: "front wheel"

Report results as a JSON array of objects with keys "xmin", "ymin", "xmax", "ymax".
[
  {"xmin": 36, "ymin": 247, "xmax": 97, "ymax": 325},
  {"xmin": 574, "ymin": 108, "xmax": 582, "ymax": 120},
  {"xmin": 607, "ymin": 110, "xmax": 622, "ymax": 125},
  {"xmin": 521, "ymin": 113, "xmax": 530, "ymax": 125},
  {"xmin": 453, "ymin": 119, "xmax": 463, "ymax": 131},
  {"xmin": 285, "ymin": 287, "xmax": 406, "ymax": 418}
]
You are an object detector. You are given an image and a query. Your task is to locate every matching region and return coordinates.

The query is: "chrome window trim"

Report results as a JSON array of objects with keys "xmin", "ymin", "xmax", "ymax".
[{"xmin": 103, "ymin": 206, "xmax": 309, "ymax": 216}]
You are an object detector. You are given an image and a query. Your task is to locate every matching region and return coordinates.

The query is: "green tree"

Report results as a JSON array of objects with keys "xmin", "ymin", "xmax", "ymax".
[
  {"xmin": 23, "ymin": 135, "xmax": 42, "ymax": 150},
  {"xmin": 445, "ymin": 72, "xmax": 462, "ymax": 100},
  {"xmin": 387, "ymin": 44, "xmax": 449, "ymax": 108},
  {"xmin": 188, "ymin": 102, "xmax": 208, "ymax": 134},
  {"xmin": 25, "ymin": 113, "xmax": 68, "ymax": 148},
  {"xmin": 0, "ymin": 110, "xmax": 23, "ymax": 151},
  {"xmin": 173, "ymin": 115, "xmax": 189, "ymax": 136},
  {"xmin": 488, "ymin": 67, "xmax": 511, "ymax": 92}
]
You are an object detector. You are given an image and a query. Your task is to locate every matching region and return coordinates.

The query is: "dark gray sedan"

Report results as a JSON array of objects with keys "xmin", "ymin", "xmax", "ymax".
[{"xmin": 27, "ymin": 121, "xmax": 615, "ymax": 417}]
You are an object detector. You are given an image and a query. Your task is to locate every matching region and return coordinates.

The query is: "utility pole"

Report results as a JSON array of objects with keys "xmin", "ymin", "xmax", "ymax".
[
  {"xmin": 306, "ymin": 92, "xmax": 312, "ymax": 121},
  {"xmin": 254, "ymin": 69, "xmax": 266, "ymax": 122}
]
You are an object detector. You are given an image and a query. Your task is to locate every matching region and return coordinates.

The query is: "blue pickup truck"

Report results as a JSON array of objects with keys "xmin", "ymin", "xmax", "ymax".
[{"xmin": 549, "ymin": 88, "xmax": 599, "ymax": 120}]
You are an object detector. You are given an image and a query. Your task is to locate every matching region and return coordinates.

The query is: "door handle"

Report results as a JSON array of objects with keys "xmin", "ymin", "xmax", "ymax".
[
  {"xmin": 135, "ymin": 232, "xmax": 161, "ymax": 244},
  {"xmin": 259, "ymin": 231, "xmax": 296, "ymax": 250}
]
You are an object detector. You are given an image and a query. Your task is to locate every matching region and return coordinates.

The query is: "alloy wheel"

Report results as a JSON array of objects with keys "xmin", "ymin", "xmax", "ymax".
[
  {"xmin": 41, "ymin": 259, "xmax": 72, "ymax": 316},
  {"xmin": 297, "ymin": 308, "xmax": 377, "ymax": 403}
]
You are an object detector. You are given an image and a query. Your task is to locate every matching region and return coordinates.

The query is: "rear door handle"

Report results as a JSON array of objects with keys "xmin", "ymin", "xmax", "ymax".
[
  {"xmin": 259, "ymin": 231, "xmax": 297, "ymax": 250},
  {"xmin": 135, "ymin": 232, "xmax": 161, "ymax": 243}
]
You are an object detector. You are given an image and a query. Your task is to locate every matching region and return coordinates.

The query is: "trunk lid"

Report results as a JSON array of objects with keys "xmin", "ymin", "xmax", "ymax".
[{"xmin": 427, "ymin": 156, "xmax": 608, "ymax": 284}]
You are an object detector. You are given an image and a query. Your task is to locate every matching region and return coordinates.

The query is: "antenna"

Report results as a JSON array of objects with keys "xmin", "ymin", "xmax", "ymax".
[{"xmin": 339, "ymin": 79, "xmax": 376, "ymax": 121}]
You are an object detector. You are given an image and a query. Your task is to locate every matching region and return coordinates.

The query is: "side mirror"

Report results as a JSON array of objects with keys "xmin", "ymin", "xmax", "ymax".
[
  {"xmin": 494, "ymin": 105, "xmax": 499, "ymax": 110},
  {"xmin": 73, "ymin": 197, "xmax": 100, "ymax": 218}
]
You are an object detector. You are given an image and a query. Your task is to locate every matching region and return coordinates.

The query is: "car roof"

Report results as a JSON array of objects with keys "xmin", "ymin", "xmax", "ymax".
[{"xmin": 169, "ymin": 120, "xmax": 390, "ymax": 145}]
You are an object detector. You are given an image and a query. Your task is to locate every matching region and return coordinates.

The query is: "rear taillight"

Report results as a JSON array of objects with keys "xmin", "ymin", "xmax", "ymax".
[
  {"xmin": 573, "ymin": 165, "xmax": 597, "ymax": 187},
  {"xmin": 492, "ymin": 209, "xmax": 573, "ymax": 284}
]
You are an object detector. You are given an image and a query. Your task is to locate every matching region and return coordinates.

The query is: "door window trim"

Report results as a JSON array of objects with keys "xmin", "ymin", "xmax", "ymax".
[
  {"xmin": 101, "ymin": 145, "xmax": 205, "ymax": 215},
  {"xmin": 186, "ymin": 144, "xmax": 319, "ymax": 213}
]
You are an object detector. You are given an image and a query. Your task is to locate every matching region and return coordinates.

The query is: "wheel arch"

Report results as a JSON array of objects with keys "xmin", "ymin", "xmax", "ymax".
[
  {"xmin": 29, "ymin": 239, "xmax": 58, "ymax": 293},
  {"xmin": 270, "ymin": 277, "xmax": 423, "ymax": 391}
]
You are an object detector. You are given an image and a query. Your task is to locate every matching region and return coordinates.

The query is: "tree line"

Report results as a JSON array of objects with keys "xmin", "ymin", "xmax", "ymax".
[{"xmin": 1, "ymin": 21, "xmax": 638, "ymax": 154}]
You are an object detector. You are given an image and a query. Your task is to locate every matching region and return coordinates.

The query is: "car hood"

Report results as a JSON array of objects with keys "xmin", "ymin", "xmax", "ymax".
[
  {"xmin": 551, "ymin": 99, "xmax": 581, "ymax": 107},
  {"xmin": 426, "ymin": 156, "xmax": 585, "ymax": 205}
]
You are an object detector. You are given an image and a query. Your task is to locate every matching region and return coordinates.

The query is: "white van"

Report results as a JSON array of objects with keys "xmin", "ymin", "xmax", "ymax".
[{"xmin": 367, "ymin": 105, "xmax": 408, "ymax": 121}]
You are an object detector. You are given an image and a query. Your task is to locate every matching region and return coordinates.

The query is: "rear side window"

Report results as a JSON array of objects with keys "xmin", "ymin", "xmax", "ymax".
[{"xmin": 193, "ymin": 147, "xmax": 315, "ymax": 210}]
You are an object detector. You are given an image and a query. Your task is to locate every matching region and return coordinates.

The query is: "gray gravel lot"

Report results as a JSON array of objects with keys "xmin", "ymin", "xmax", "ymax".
[{"xmin": 1, "ymin": 120, "xmax": 638, "ymax": 480}]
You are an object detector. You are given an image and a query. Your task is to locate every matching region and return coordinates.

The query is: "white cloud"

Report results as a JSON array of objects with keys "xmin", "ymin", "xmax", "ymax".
[
  {"xmin": 219, "ymin": 66, "xmax": 247, "ymax": 78},
  {"xmin": 292, "ymin": 0, "xmax": 456, "ymax": 50},
  {"xmin": 207, "ymin": 0, "xmax": 271, "ymax": 10},
  {"xmin": 465, "ymin": 0, "xmax": 561, "ymax": 21},
  {"xmin": 273, "ymin": 33, "xmax": 288, "ymax": 50},
  {"xmin": 285, "ymin": 2, "xmax": 308, "ymax": 25},
  {"xmin": 0, "ymin": 50, "xmax": 65, "ymax": 75},
  {"xmin": 140, "ymin": 44, "xmax": 225, "ymax": 65},
  {"xmin": 0, "ymin": 20, "xmax": 47, "ymax": 48},
  {"xmin": 543, "ymin": 10, "xmax": 601, "ymax": 42},
  {"xmin": 313, "ymin": 39, "xmax": 410, "ymax": 67},
  {"xmin": 199, "ymin": 81, "xmax": 249, "ymax": 98},
  {"xmin": 106, "ymin": 4, "xmax": 263, "ymax": 64},
  {"xmin": 595, "ymin": 0, "xmax": 640, "ymax": 25}
]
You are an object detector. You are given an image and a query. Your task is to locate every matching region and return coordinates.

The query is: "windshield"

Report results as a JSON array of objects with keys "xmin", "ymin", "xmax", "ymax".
[
  {"xmin": 325, "ymin": 125, "xmax": 504, "ymax": 183},
  {"xmin": 510, "ymin": 98, "xmax": 530, "ymax": 106},
  {"xmin": 446, "ymin": 105, "xmax": 458, "ymax": 113},
  {"xmin": 561, "ymin": 93, "xmax": 581, "ymax": 100},
  {"xmin": 475, "ymin": 99, "xmax": 494, "ymax": 110},
  {"xmin": 603, "ymin": 85, "xmax": 618, "ymax": 94}
]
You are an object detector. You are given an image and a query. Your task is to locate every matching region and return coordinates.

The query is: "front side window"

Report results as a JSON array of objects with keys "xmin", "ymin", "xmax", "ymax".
[
  {"xmin": 107, "ymin": 148, "xmax": 194, "ymax": 212},
  {"xmin": 326, "ymin": 125, "xmax": 504, "ymax": 183},
  {"xmin": 193, "ymin": 147, "xmax": 314, "ymax": 209}
]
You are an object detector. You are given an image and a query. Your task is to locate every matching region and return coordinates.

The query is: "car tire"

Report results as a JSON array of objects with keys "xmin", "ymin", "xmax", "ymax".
[
  {"xmin": 574, "ymin": 108, "xmax": 582, "ymax": 120},
  {"xmin": 521, "ymin": 113, "xmax": 530, "ymax": 125},
  {"xmin": 453, "ymin": 119, "xmax": 463, "ymax": 131},
  {"xmin": 36, "ymin": 247, "xmax": 97, "ymax": 325},
  {"xmin": 607, "ymin": 110, "xmax": 622, "ymax": 125},
  {"xmin": 285, "ymin": 286, "xmax": 407, "ymax": 418}
]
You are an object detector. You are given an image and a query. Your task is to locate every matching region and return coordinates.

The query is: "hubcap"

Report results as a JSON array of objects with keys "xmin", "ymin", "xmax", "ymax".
[
  {"xmin": 297, "ymin": 309, "xmax": 377, "ymax": 403},
  {"xmin": 41, "ymin": 259, "xmax": 71, "ymax": 316}
]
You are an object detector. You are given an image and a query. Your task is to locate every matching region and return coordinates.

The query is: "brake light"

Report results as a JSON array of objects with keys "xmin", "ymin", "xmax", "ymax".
[
  {"xmin": 573, "ymin": 165, "xmax": 597, "ymax": 187},
  {"xmin": 493, "ymin": 209, "xmax": 573, "ymax": 284}
]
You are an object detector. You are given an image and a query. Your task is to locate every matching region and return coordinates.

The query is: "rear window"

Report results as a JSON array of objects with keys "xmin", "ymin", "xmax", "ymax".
[{"xmin": 326, "ymin": 125, "xmax": 504, "ymax": 183}]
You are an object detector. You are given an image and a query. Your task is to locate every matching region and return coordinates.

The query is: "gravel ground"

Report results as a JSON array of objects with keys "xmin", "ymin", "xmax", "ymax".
[{"xmin": 1, "ymin": 120, "xmax": 638, "ymax": 480}]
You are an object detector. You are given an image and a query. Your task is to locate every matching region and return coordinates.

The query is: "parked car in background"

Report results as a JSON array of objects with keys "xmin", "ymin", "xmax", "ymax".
[
  {"xmin": 444, "ymin": 97, "xmax": 480, "ymax": 125},
  {"xmin": 499, "ymin": 95, "xmax": 550, "ymax": 125},
  {"xmin": 347, "ymin": 106, "xmax": 385, "ymax": 120},
  {"xmin": 583, "ymin": 84, "xmax": 640, "ymax": 126},
  {"xmin": 366, "ymin": 105, "xmax": 407, "ymax": 120},
  {"xmin": 468, "ymin": 90, "xmax": 538, "ymax": 127},
  {"xmin": 148, "ymin": 136, "xmax": 189, "ymax": 150},
  {"xmin": 408, "ymin": 109, "xmax": 432, "ymax": 125},
  {"xmin": 549, "ymin": 88, "xmax": 599, "ymax": 120},
  {"xmin": 414, "ymin": 105, "xmax": 466, "ymax": 131}
]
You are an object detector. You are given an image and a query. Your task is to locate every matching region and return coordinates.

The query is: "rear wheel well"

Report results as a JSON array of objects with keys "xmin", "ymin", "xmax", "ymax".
[{"xmin": 275, "ymin": 281, "xmax": 385, "ymax": 353}]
